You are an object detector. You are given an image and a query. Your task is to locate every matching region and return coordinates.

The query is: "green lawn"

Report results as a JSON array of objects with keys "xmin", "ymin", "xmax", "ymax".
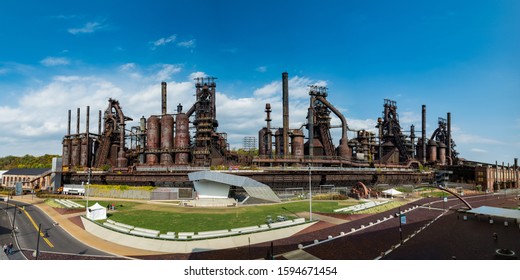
[{"xmin": 73, "ymin": 199, "xmax": 361, "ymax": 233}]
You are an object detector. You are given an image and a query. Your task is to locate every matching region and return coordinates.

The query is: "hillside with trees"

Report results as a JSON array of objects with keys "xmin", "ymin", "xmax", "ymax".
[{"xmin": 0, "ymin": 154, "xmax": 59, "ymax": 170}]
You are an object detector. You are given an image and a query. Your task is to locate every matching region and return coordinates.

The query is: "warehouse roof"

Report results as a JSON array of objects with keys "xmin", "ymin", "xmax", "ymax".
[{"xmin": 3, "ymin": 168, "xmax": 51, "ymax": 176}]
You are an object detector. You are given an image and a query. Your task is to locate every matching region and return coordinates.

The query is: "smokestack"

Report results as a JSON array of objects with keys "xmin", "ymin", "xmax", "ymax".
[
  {"xmin": 86, "ymin": 106, "xmax": 90, "ymax": 167},
  {"xmin": 514, "ymin": 158, "xmax": 518, "ymax": 188},
  {"xmin": 86, "ymin": 106, "xmax": 90, "ymax": 135},
  {"xmin": 67, "ymin": 110, "xmax": 71, "ymax": 135},
  {"xmin": 266, "ymin": 103, "xmax": 272, "ymax": 155},
  {"xmin": 161, "ymin": 81, "xmax": 167, "ymax": 115},
  {"xmin": 282, "ymin": 72, "xmax": 289, "ymax": 156},
  {"xmin": 422, "ymin": 105, "xmax": 426, "ymax": 164},
  {"xmin": 98, "ymin": 110, "xmax": 102, "ymax": 135},
  {"xmin": 447, "ymin": 112, "xmax": 451, "ymax": 164},
  {"xmin": 410, "ymin": 124, "xmax": 415, "ymax": 158},
  {"xmin": 76, "ymin": 108, "xmax": 80, "ymax": 135}
]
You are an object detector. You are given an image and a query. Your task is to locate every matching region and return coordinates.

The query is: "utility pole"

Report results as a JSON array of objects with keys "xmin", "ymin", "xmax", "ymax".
[
  {"xmin": 12, "ymin": 204, "xmax": 17, "ymax": 233},
  {"xmin": 35, "ymin": 223, "xmax": 42, "ymax": 260},
  {"xmin": 308, "ymin": 163, "xmax": 312, "ymax": 221}
]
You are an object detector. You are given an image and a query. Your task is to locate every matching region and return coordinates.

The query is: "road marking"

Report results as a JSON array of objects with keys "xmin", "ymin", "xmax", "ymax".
[{"xmin": 19, "ymin": 206, "xmax": 55, "ymax": 248}]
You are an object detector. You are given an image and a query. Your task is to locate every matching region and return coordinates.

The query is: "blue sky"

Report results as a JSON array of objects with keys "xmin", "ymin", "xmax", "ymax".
[{"xmin": 0, "ymin": 0, "xmax": 519, "ymax": 165}]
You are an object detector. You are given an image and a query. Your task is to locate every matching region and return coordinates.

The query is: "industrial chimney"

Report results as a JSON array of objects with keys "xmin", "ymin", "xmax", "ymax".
[
  {"xmin": 422, "ymin": 105, "xmax": 426, "ymax": 164},
  {"xmin": 161, "ymin": 81, "xmax": 167, "ymax": 115},
  {"xmin": 447, "ymin": 112, "xmax": 451, "ymax": 165},
  {"xmin": 282, "ymin": 72, "xmax": 289, "ymax": 157}
]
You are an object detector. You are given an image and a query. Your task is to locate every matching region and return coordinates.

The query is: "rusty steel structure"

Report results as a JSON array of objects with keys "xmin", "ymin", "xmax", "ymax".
[
  {"xmin": 375, "ymin": 99, "xmax": 415, "ymax": 164},
  {"xmin": 429, "ymin": 113, "xmax": 459, "ymax": 165},
  {"xmin": 253, "ymin": 74, "xmax": 463, "ymax": 170},
  {"xmin": 62, "ymin": 77, "xmax": 241, "ymax": 177},
  {"xmin": 60, "ymin": 72, "xmax": 478, "ymax": 191}
]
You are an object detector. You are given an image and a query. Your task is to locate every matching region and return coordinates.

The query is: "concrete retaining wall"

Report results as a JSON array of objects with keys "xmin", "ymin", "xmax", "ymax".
[
  {"xmin": 87, "ymin": 188, "xmax": 151, "ymax": 200},
  {"xmin": 81, "ymin": 216, "xmax": 315, "ymax": 254}
]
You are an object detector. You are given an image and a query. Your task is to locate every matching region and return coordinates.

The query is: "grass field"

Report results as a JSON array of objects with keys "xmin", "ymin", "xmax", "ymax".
[{"xmin": 70, "ymin": 199, "xmax": 364, "ymax": 233}]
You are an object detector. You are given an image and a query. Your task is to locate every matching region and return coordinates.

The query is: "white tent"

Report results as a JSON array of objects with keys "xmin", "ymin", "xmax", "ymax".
[
  {"xmin": 86, "ymin": 202, "xmax": 107, "ymax": 220},
  {"xmin": 382, "ymin": 188, "xmax": 403, "ymax": 198}
]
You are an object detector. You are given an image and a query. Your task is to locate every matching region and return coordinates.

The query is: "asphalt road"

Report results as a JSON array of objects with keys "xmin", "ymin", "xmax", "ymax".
[{"xmin": 1, "ymin": 198, "xmax": 114, "ymax": 259}]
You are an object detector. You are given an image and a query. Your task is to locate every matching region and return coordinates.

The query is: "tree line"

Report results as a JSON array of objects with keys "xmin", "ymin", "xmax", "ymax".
[{"xmin": 0, "ymin": 154, "xmax": 59, "ymax": 170}]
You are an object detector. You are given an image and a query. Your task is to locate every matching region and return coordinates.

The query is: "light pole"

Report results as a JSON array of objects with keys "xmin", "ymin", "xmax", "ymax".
[
  {"xmin": 308, "ymin": 163, "xmax": 312, "ymax": 221},
  {"xmin": 86, "ymin": 168, "xmax": 91, "ymax": 216},
  {"xmin": 397, "ymin": 207, "xmax": 403, "ymax": 245}
]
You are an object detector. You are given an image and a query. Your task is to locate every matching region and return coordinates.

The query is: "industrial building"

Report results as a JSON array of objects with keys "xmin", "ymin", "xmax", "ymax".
[{"xmin": 58, "ymin": 72, "xmax": 519, "ymax": 196}]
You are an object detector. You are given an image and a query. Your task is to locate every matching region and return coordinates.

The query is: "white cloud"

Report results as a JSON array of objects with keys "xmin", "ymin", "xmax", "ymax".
[
  {"xmin": 453, "ymin": 132, "xmax": 504, "ymax": 145},
  {"xmin": 253, "ymin": 75, "xmax": 327, "ymax": 100},
  {"xmin": 254, "ymin": 81, "xmax": 279, "ymax": 98},
  {"xmin": 151, "ymin": 35, "xmax": 177, "ymax": 49},
  {"xmin": 177, "ymin": 39, "xmax": 196, "ymax": 48},
  {"xmin": 119, "ymin": 63, "xmax": 136, "ymax": 72},
  {"xmin": 40, "ymin": 57, "xmax": 70, "ymax": 67},
  {"xmin": 399, "ymin": 111, "xmax": 420, "ymax": 126},
  {"xmin": 256, "ymin": 66, "xmax": 267, "ymax": 73},
  {"xmin": 471, "ymin": 148, "xmax": 487, "ymax": 153},
  {"xmin": 189, "ymin": 72, "xmax": 207, "ymax": 80},
  {"xmin": 155, "ymin": 64, "xmax": 182, "ymax": 81},
  {"xmin": 68, "ymin": 21, "xmax": 104, "ymax": 35},
  {"xmin": 119, "ymin": 63, "xmax": 142, "ymax": 79}
]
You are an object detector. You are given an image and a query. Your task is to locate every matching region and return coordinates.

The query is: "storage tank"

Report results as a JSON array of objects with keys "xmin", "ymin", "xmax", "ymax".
[
  {"xmin": 428, "ymin": 139, "xmax": 437, "ymax": 163},
  {"xmin": 174, "ymin": 113, "xmax": 190, "ymax": 164},
  {"xmin": 416, "ymin": 138, "xmax": 424, "ymax": 160},
  {"xmin": 62, "ymin": 138, "xmax": 71, "ymax": 168},
  {"xmin": 80, "ymin": 136, "xmax": 89, "ymax": 167},
  {"xmin": 437, "ymin": 141, "xmax": 446, "ymax": 165},
  {"xmin": 71, "ymin": 137, "xmax": 80, "ymax": 167},
  {"xmin": 291, "ymin": 129, "xmax": 305, "ymax": 158},
  {"xmin": 274, "ymin": 129, "xmax": 283, "ymax": 156},
  {"xmin": 258, "ymin": 128, "xmax": 267, "ymax": 156},
  {"xmin": 146, "ymin": 116, "xmax": 160, "ymax": 165},
  {"xmin": 160, "ymin": 114, "xmax": 174, "ymax": 165},
  {"xmin": 337, "ymin": 139, "xmax": 351, "ymax": 159}
]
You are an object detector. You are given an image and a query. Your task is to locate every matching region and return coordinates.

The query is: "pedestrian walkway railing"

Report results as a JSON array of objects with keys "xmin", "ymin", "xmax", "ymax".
[
  {"xmin": 96, "ymin": 217, "xmax": 307, "ymax": 240},
  {"xmin": 333, "ymin": 200, "xmax": 390, "ymax": 213}
]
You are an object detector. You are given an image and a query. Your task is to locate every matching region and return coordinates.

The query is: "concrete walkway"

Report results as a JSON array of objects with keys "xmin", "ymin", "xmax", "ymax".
[
  {"xmin": 282, "ymin": 249, "xmax": 320, "ymax": 260},
  {"xmin": 297, "ymin": 212, "xmax": 349, "ymax": 225}
]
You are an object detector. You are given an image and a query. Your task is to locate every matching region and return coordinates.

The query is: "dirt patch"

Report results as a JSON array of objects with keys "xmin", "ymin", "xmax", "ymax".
[
  {"xmin": 68, "ymin": 215, "xmax": 85, "ymax": 230},
  {"xmin": 52, "ymin": 208, "xmax": 85, "ymax": 215}
]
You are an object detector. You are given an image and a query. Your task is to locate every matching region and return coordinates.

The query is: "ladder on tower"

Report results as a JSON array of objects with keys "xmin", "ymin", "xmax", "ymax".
[
  {"xmin": 391, "ymin": 125, "xmax": 410, "ymax": 161},
  {"xmin": 319, "ymin": 124, "xmax": 336, "ymax": 156},
  {"xmin": 94, "ymin": 136, "xmax": 111, "ymax": 167}
]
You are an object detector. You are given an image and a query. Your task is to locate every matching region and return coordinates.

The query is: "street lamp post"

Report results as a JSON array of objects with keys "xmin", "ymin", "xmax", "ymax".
[
  {"xmin": 398, "ymin": 207, "xmax": 403, "ymax": 245},
  {"xmin": 308, "ymin": 163, "xmax": 312, "ymax": 221},
  {"xmin": 86, "ymin": 168, "xmax": 91, "ymax": 216}
]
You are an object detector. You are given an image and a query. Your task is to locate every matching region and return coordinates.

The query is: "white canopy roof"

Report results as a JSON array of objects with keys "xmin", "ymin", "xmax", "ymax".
[
  {"xmin": 382, "ymin": 188, "xmax": 403, "ymax": 196},
  {"xmin": 467, "ymin": 206, "xmax": 520, "ymax": 220},
  {"xmin": 87, "ymin": 202, "xmax": 107, "ymax": 220}
]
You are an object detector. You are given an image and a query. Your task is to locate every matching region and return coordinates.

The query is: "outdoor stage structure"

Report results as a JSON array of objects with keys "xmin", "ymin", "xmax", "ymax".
[{"xmin": 59, "ymin": 73, "xmax": 519, "ymax": 195}]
